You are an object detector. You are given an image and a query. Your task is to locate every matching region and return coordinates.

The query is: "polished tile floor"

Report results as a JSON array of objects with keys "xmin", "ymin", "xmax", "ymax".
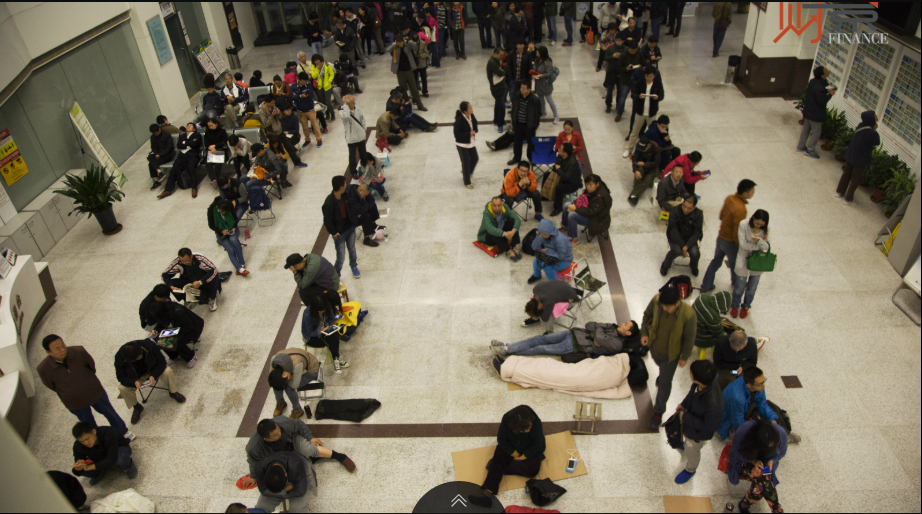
[{"xmin": 24, "ymin": 7, "xmax": 920, "ymax": 513}]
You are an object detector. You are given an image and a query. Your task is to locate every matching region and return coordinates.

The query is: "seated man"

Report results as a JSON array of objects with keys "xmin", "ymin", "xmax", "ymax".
[
  {"xmin": 195, "ymin": 77, "xmax": 227, "ymax": 127},
  {"xmin": 147, "ymin": 123, "xmax": 175, "ymax": 189},
  {"xmin": 692, "ymin": 291, "xmax": 732, "ymax": 352},
  {"xmin": 217, "ymin": 175, "xmax": 250, "ymax": 221},
  {"xmin": 522, "ymin": 279, "xmax": 581, "ymax": 332},
  {"xmin": 501, "ymin": 162, "xmax": 543, "ymax": 221},
  {"xmin": 713, "ymin": 329, "xmax": 759, "ymax": 390},
  {"xmin": 157, "ymin": 122, "xmax": 203, "ymax": 200},
  {"xmin": 346, "ymin": 183, "xmax": 384, "ymax": 248},
  {"xmin": 162, "ymin": 248, "xmax": 221, "ymax": 311},
  {"xmin": 71, "ymin": 422, "xmax": 137, "ymax": 486},
  {"xmin": 549, "ymin": 143, "xmax": 583, "ymax": 217},
  {"xmin": 386, "ymin": 89, "xmax": 436, "ymax": 132},
  {"xmin": 243, "ymin": 417, "xmax": 355, "ymax": 492},
  {"xmin": 628, "ymin": 136, "xmax": 661, "ymax": 206},
  {"xmin": 139, "ymin": 283, "xmax": 171, "ymax": 333},
  {"xmin": 656, "ymin": 165, "xmax": 687, "ymax": 211},
  {"xmin": 269, "ymin": 348, "xmax": 321, "ymax": 419},
  {"xmin": 477, "ymin": 196, "xmax": 523, "ymax": 261},
  {"xmin": 113, "ymin": 340, "xmax": 186, "ymax": 425},
  {"xmin": 280, "ymin": 105, "xmax": 302, "ymax": 148},
  {"xmin": 717, "ymin": 367, "xmax": 801, "ymax": 443},
  {"xmin": 285, "ymin": 252, "xmax": 342, "ymax": 312},
  {"xmin": 335, "ymin": 56, "xmax": 362, "ymax": 93},
  {"xmin": 528, "ymin": 219, "xmax": 574, "ymax": 284},
  {"xmin": 644, "ymin": 114, "xmax": 677, "ymax": 167},
  {"xmin": 253, "ymin": 452, "xmax": 313, "ymax": 514},
  {"xmin": 469, "ymin": 405, "xmax": 545, "ymax": 505},
  {"xmin": 250, "ymin": 143, "xmax": 292, "ymax": 188},
  {"xmin": 227, "ymin": 135, "xmax": 252, "ymax": 178},
  {"xmin": 661, "ymin": 194, "xmax": 703, "ymax": 276},
  {"xmin": 492, "ymin": 320, "xmax": 638, "ymax": 357},
  {"xmin": 485, "ymin": 127, "xmax": 514, "ymax": 152},
  {"xmin": 222, "ymin": 73, "xmax": 249, "ymax": 119},
  {"xmin": 150, "ymin": 300, "xmax": 202, "ymax": 368},
  {"xmin": 156, "ymin": 114, "xmax": 181, "ymax": 134},
  {"xmin": 376, "ymin": 108, "xmax": 408, "ymax": 146}
]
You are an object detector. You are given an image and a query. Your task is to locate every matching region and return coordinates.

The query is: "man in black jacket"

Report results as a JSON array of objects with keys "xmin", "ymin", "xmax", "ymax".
[
  {"xmin": 713, "ymin": 329, "xmax": 759, "ymax": 390},
  {"xmin": 158, "ymin": 122, "xmax": 202, "ymax": 199},
  {"xmin": 507, "ymin": 7, "xmax": 528, "ymax": 51},
  {"xmin": 139, "ymin": 284, "xmax": 172, "ymax": 332},
  {"xmin": 797, "ymin": 66, "xmax": 836, "ymax": 159},
  {"xmin": 114, "ymin": 340, "xmax": 185, "ymax": 424},
  {"xmin": 150, "ymin": 300, "xmax": 203, "ymax": 367},
  {"xmin": 322, "ymin": 176, "xmax": 360, "ymax": 278},
  {"xmin": 508, "ymin": 82, "xmax": 541, "ymax": 166},
  {"xmin": 470, "ymin": 405, "xmax": 545, "ymax": 506},
  {"xmin": 347, "ymin": 183, "xmax": 383, "ymax": 248},
  {"xmin": 147, "ymin": 123, "xmax": 174, "ymax": 188},
  {"xmin": 505, "ymin": 40, "xmax": 534, "ymax": 104},
  {"xmin": 195, "ymin": 79, "xmax": 226, "ymax": 126},
  {"xmin": 624, "ymin": 66, "xmax": 664, "ymax": 157},
  {"xmin": 334, "ymin": 18, "xmax": 358, "ymax": 64},
  {"xmin": 674, "ymin": 359, "xmax": 723, "ymax": 484},
  {"xmin": 661, "ymin": 195, "xmax": 703, "ymax": 276},
  {"xmin": 549, "ymin": 142, "xmax": 582, "ymax": 217},
  {"xmin": 71, "ymin": 422, "xmax": 138, "ymax": 486},
  {"xmin": 836, "ymin": 110, "xmax": 880, "ymax": 204},
  {"xmin": 162, "ymin": 248, "xmax": 221, "ymax": 310},
  {"xmin": 254, "ymin": 452, "xmax": 313, "ymax": 513}
]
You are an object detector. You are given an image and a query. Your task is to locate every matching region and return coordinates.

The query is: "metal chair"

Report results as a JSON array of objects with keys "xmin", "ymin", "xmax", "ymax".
[
  {"xmin": 530, "ymin": 136, "xmax": 557, "ymax": 179},
  {"xmin": 501, "ymin": 168, "xmax": 533, "ymax": 221},
  {"xmin": 297, "ymin": 367, "xmax": 325, "ymax": 401},
  {"xmin": 570, "ymin": 258, "xmax": 606, "ymax": 311},
  {"xmin": 136, "ymin": 382, "xmax": 169, "ymax": 405}
]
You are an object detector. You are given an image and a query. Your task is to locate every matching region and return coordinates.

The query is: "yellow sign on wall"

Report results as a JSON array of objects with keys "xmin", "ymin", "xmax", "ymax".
[{"xmin": 0, "ymin": 129, "xmax": 29, "ymax": 187}]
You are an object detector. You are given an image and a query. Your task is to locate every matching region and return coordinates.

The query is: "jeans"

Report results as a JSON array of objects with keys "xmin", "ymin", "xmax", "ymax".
[
  {"xmin": 311, "ymin": 42, "xmax": 323, "ymax": 60},
  {"xmin": 546, "ymin": 16, "xmax": 557, "ymax": 41},
  {"xmin": 439, "ymin": 28, "xmax": 449, "ymax": 56},
  {"xmin": 404, "ymin": 113, "xmax": 431, "ymax": 131},
  {"xmin": 732, "ymin": 274, "xmax": 761, "ymax": 309},
  {"xmin": 562, "ymin": 209, "xmax": 589, "ymax": 239},
  {"xmin": 82, "ymin": 446, "xmax": 133, "ymax": 479},
  {"xmin": 494, "ymin": 27, "xmax": 505, "ymax": 49},
  {"xmin": 701, "ymin": 237, "xmax": 739, "ymax": 291},
  {"xmin": 663, "ymin": 242, "xmax": 701, "ymax": 272},
  {"xmin": 796, "ymin": 119, "xmax": 823, "ymax": 154},
  {"xmin": 217, "ymin": 231, "xmax": 245, "ymax": 271},
  {"xmin": 615, "ymin": 84, "xmax": 631, "ymax": 115},
  {"xmin": 273, "ymin": 371, "xmax": 319, "ymax": 413},
  {"xmin": 369, "ymin": 180, "xmax": 388, "ymax": 198},
  {"xmin": 333, "ymin": 226, "xmax": 358, "ymax": 276},
  {"xmin": 564, "ymin": 15, "xmax": 574, "ymax": 42},
  {"xmin": 652, "ymin": 351, "xmax": 679, "ymax": 415},
  {"xmin": 533, "ymin": 258, "xmax": 573, "ymax": 280},
  {"xmin": 457, "ymin": 146, "xmax": 479, "ymax": 186},
  {"xmin": 507, "ymin": 330, "xmax": 574, "ymax": 356},
  {"xmin": 69, "ymin": 393, "xmax": 128, "ymax": 437},
  {"xmin": 539, "ymin": 93, "xmax": 558, "ymax": 119},
  {"xmin": 713, "ymin": 22, "xmax": 728, "ymax": 55},
  {"xmin": 651, "ymin": 17, "xmax": 662, "ymax": 37},
  {"xmin": 233, "ymin": 155, "xmax": 251, "ymax": 178},
  {"xmin": 234, "ymin": 201, "xmax": 249, "ymax": 221},
  {"xmin": 491, "ymin": 87, "xmax": 506, "ymax": 128},
  {"xmin": 478, "ymin": 17, "xmax": 492, "ymax": 47}
]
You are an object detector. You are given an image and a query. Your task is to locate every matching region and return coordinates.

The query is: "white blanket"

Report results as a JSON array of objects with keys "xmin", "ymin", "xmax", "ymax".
[{"xmin": 501, "ymin": 354, "xmax": 633, "ymax": 399}]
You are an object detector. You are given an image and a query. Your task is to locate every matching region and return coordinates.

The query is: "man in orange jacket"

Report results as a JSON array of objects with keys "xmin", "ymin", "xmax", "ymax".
[
  {"xmin": 700, "ymin": 179, "xmax": 756, "ymax": 293},
  {"xmin": 501, "ymin": 161, "xmax": 544, "ymax": 221}
]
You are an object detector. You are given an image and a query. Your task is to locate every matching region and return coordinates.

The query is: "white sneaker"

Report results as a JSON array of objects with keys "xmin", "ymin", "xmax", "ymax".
[
  {"xmin": 337, "ymin": 358, "xmax": 350, "ymax": 368},
  {"xmin": 551, "ymin": 40, "xmax": 556, "ymax": 46},
  {"xmin": 124, "ymin": 430, "xmax": 137, "ymax": 442},
  {"xmin": 209, "ymin": 297, "xmax": 217, "ymax": 311},
  {"xmin": 553, "ymin": 117, "xmax": 559, "ymax": 125},
  {"xmin": 622, "ymin": 150, "xmax": 630, "ymax": 158}
]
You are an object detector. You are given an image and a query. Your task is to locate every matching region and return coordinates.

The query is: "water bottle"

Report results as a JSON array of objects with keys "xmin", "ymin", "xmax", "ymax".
[{"xmin": 384, "ymin": 233, "xmax": 389, "ymax": 242}]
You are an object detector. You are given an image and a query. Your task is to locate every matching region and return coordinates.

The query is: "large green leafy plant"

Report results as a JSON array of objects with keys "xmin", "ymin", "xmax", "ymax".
[
  {"xmin": 53, "ymin": 165, "xmax": 125, "ymax": 218},
  {"xmin": 832, "ymin": 126, "xmax": 854, "ymax": 159},
  {"xmin": 864, "ymin": 148, "xmax": 906, "ymax": 191},
  {"xmin": 821, "ymin": 107, "xmax": 848, "ymax": 141},
  {"xmin": 880, "ymin": 166, "xmax": 917, "ymax": 213}
]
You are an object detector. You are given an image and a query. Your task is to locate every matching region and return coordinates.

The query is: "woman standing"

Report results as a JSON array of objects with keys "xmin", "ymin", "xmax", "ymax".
[
  {"xmin": 203, "ymin": 118, "xmax": 229, "ymax": 189},
  {"xmin": 728, "ymin": 420, "xmax": 787, "ymax": 514},
  {"xmin": 207, "ymin": 198, "xmax": 248, "ymax": 276},
  {"xmin": 731, "ymin": 210, "xmax": 770, "ymax": 319},
  {"xmin": 454, "ymin": 101, "xmax": 480, "ymax": 189},
  {"xmin": 554, "ymin": 121, "xmax": 585, "ymax": 171},
  {"xmin": 301, "ymin": 294, "xmax": 350, "ymax": 373},
  {"xmin": 836, "ymin": 110, "xmax": 879, "ymax": 205},
  {"xmin": 533, "ymin": 46, "xmax": 559, "ymax": 125}
]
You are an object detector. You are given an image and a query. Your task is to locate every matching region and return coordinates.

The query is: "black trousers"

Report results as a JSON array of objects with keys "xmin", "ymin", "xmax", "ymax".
[
  {"xmin": 663, "ymin": 241, "xmax": 701, "ymax": 271},
  {"xmin": 163, "ymin": 335, "xmax": 196, "ymax": 362},
  {"xmin": 167, "ymin": 277, "xmax": 220, "ymax": 302},
  {"xmin": 385, "ymin": 134, "xmax": 403, "ymax": 146},
  {"xmin": 414, "ymin": 68, "xmax": 428, "ymax": 95},
  {"xmin": 668, "ymin": 3, "xmax": 685, "ymax": 35},
  {"xmin": 301, "ymin": 284, "xmax": 343, "ymax": 313},
  {"xmin": 491, "ymin": 131, "xmax": 515, "ymax": 151},
  {"xmin": 554, "ymin": 182, "xmax": 581, "ymax": 210},
  {"xmin": 503, "ymin": 190, "xmax": 543, "ymax": 214},
  {"xmin": 356, "ymin": 204, "xmax": 380, "ymax": 236},
  {"xmin": 512, "ymin": 124, "xmax": 536, "ymax": 162},
  {"xmin": 205, "ymin": 160, "xmax": 228, "ymax": 182},
  {"xmin": 165, "ymin": 153, "xmax": 201, "ymax": 192},
  {"xmin": 484, "ymin": 219, "xmax": 522, "ymax": 253},
  {"xmin": 481, "ymin": 445, "xmax": 541, "ymax": 495},
  {"xmin": 148, "ymin": 153, "xmax": 174, "ymax": 179},
  {"xmin": 233, "ymin": 155, "xmax": 251, "ymax": 178},
  {"xmin": 347, "ymin": 141, "xmax": 367, "ymax": 176},
  {"xmin": 306, "ymin": 333, "xmax": 340, "ymax": 360},
  {"xmin": 268, "ymin": 133, "xmax": 303, "ymax": 165}
]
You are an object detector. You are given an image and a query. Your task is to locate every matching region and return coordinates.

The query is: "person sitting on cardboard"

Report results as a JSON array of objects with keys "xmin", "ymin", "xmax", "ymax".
[{"xmin": 469, "ymin": 405, "xmax": 545, "ymax": 506}]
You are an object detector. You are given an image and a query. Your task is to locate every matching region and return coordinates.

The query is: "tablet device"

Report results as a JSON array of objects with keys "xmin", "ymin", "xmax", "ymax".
[
  {"xmin": 159, "ymin": 328, "xmax": 180, "ymax": 338},
  {"xmin": 321, "ymin": 325, "xmax": 340, "ymax": 336}
]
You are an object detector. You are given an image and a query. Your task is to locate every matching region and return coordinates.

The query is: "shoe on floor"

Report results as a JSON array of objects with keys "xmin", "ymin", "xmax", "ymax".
[
  {"xmin": 730, "ymin": 308, "xmax": 739, "ymax": 318},
  {"xmin": 490, "ymin": 344, "xmax": 508, "ymax": 358},
  {"xmin": 804, "ymin": 151, "xmax": 820, "ymax": 159},
  {"xmin": 322, "ymin": 127, "xmax": 329, "ymax": 134},
  {"xmin": 491, "ymin": 356, "xmax": 504, "ymax": 378},
  {"xmin": 675, "ymin": 470, "xmax": 696, "ymax": 484},
  {"xmin": 273, "ymin": 402, "xmax": 287, "ymax": 417},
  {"xmin": 89, "ymin": 475, "xmax": 104, "ymax": 487},
  {"xmin": 282, "ymin": 181, "xmax": 293, "ymax": 188},
  {"xmin": 699, "ymin": 285, "xmax": 716, "ymax": 294},
  {"xmin": 295, "ymin": 162, "xmax": 308, "ymax": 168},
  {"xmin": 691, "ymin": 268, "xmax": 699, "ymax": 277},
  {"xmin": 491, "ymin": 339, "xmax": 505, "ymax": 346},
  {"xmin": 506, "ymin": 158, "xmax": 518, "ymax": 165},
  {"xmin": 157, "ymin": 190, "xmax": 172, "ymax": 199},
  {"xmin": 187, "ymin": 356, "xmax": 197, "ymax": 368},
  {"xmin": 606, "ymin": 106, "xmax": 612, "ymax": 113},
  {"xmin": 843, "ymin": 199, "xmax": 854, "ymax": 206},
  {"xmin": 352, "ymin": 267, "xmax": 361, "ymax": 278},
  {"xmin": 622, "ymin": 150, "xmax": 630, "ymax": 158},
  {"xmin": 650, "ymin": 413, "xmax": 662, "ymax": 430},
  {"xmin": 469, "ymin": 494, "xmax": 493, "ymax": 508},
  {"xmin": 123, "ymin": 430, "xmax": 137, "ymax": 442},
  {"xmin": 209, "ymin": 297, "xmax": 218, "ymax": 311},
  {"xmin": 527, "ymin": 275, "xmax": 542, "ymax": 285},
  {"xmin": 191, "ymin": 188, "xmax": 198, "ymax": 198},
  {"xmin": 170, "ymin": 392, "xmax": 186, "ymax": 403},
  {"xmin": 789, "ymin": 432, "xmax": 802, "ymax": 444},
  {"xmin": 150, "ymin": 181, "xmax": 162, "ymax": 191},
  {"xmin": 317, "ymin": 140, "xmax": 323, "ymax": 147},
  {"xmin": 363, "ymin": 237, "xmax": 380, "ymax": 247},
  {"xmin": 466, "ymin": 184, "xmax": 474, "ymax": 189},
  {"xmin": 487, "ymin": 141, "xmax": 496, "ymax": 151},
  {"xmin": 628, "ymin": 196, "xmax": 639, "ymax": 207},
  {"xmin": 522, "ymin": 317, "xmax": 541, "ymax": 327},
  {"xmin": 615, "ymin": 114, "xmax": 622, "ymax": 122},
  {"xmin": 126, "ymin": 462, "xmax": 139, "ymax": 480},
  {"xmin": 340, "ymin": 456, "xmax": 357, "ymax": 472},
  {"xmin": 417, "ymin": 106, "xmax": 428, "ymax": 111},
  {"xmin": 570, "ymin": 238, "xmax": 579, "ymax": 246},
  {"xmin": 553, "ymin": 117, "xmax": 560, "ymax": 125},
  {"xmin": 290, "ymin": 409, "xmax": 304, "ymax": 420},
  {"xmin": 130, "ymin": 404, "xmax": 144, "ymax": 425},
  {"xmin": 740, "ymin": 308, "xmax": 750, "ymax": 319},
  {"xmin": 549, "ymin": 209, "xmax": 563, "ymax": 217},
  {"xmin": 660, "ymin": 265, "xmax": 668, "ymax": 276},
  {"xmin": 534, "ymin": 213, "xmax": 544, "ymax": 221}
]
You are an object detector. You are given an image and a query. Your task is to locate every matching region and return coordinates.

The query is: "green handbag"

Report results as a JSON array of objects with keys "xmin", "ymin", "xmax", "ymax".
[{"xmin": 747, "ymin": 242, "xmax": 776, "ymax": 273}]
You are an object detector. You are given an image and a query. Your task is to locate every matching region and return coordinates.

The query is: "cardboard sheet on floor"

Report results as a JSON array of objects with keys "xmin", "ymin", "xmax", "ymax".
[
  {"xmin": 663, "ymin": 496, "xmax": 713, "ymax": 513},
  {"xmin": 508, "ymin": 382, "xmax": 526, "ymax": 390},
  {"xmin": 451, "ymin": 431, "xmax": 587, "ymax": 492}
]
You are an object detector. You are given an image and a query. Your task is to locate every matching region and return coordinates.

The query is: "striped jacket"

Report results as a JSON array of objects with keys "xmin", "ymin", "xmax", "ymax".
[
  {"xmin": 161, "ymin": 253, "xmax": 218, "ymax": 284},
  {"xmin": 693, "ymin": 291, "xmax": 731, "ymax": 349}
]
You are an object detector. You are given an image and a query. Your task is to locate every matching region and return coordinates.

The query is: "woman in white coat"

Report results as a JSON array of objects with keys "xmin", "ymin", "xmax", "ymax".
[{"xmin": 731, "ymin": 210, "xmax": 770, "ymax": 319}]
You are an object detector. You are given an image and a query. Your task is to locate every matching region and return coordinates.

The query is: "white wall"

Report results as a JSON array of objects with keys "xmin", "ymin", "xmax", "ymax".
[
  {"xmin": 127, "ymin": 2, "xmax": 190, "ymax": 122},
  {"xmin": 0, "ymin": 3, "xmax": 31, "ymax": 93},
  {"xmin": 235, "ymin": 2, "xmax": 257, "ymax": 60},
  {"xmin": 201, "ymin": 1, "xmax": 234, "ymax": 67},
  {"xmin": 749, "ymin": 2, "xmax": 819, "ymax": 60}
]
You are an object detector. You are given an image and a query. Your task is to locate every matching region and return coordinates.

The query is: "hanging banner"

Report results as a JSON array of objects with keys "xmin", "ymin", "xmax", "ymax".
[
  {"xmin": 0, "ymin": 130, "xmax": 29, "ymax": 187},
  {"xmin": 68, "ymin": 103, "xmax": 126, "ymax": 187}
]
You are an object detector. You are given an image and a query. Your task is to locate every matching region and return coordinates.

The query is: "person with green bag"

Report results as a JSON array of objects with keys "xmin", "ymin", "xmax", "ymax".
[{"xmin": 731, "ymin": 210, "xmax": 771, "ymax": 319}]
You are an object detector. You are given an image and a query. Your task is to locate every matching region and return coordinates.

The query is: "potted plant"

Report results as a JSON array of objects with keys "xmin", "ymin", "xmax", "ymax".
[
  {"xmin": 793, "ymin": 88, "xmax": 806, "ymax": 125},
  {"xmin": 864, "ymin": 149, "xmax": 904, "ymax": 203},
  {"xmin": 54, "ymin": 165, "xmax": 125, "ymax": 235},
  {"xmin": 820, "ymin": 107, "xmax": 847, "ymax": 151},
  {"xmin": 832, "ymin": 126, "xmax": 854, "ymax": 162},
  {"xmin": 880, "ymin": 166, "xmax": 917, "ymax": 217}
]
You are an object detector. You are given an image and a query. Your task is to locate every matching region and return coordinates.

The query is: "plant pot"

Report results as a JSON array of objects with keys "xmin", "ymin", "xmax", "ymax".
[
  {"xmin": 870, "ymin": 189, "xmax": 886, "ymax": 204},
  {"xmin": 884, "ymin": 209, "xmax": 895, "ymax": 218},
  {"xmin": 798, "ymin": 116, "xmax": 804, "ymax": 126},
  {"xmin": 92, "ymin": 203, "xmax": 123, "ymax": 235},
  {"xmin": 821, "ymin": 139, "xmax": 834, "ymax": 152},
  {"xmin": 835, "ymin": 154, "xmax": 846, "ymax": 162}
]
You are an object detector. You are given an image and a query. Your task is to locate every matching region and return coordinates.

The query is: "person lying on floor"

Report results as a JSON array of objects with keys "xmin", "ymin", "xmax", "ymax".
[
  {"xmin": 491, "ymin": 352, "xmax": 633, "ymax": 399},
  {"xmin": 521, "ymin": 279, "xmax": 582, "ymax": 333},
  {"xmin": 491, "ymin": 320, "xmax": 638, "ymax": 357},
  {"xmin": 468, "ymin": 405, "xmax": 545, "ymax": 506}
]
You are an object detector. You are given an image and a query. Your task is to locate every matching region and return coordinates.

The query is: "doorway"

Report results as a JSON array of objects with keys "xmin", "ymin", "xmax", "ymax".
[{"xmin": 164, "ymin": 14, "xmax": 203, "ymax": 98}]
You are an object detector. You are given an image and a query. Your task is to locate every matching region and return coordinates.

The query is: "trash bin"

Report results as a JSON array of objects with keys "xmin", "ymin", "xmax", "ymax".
[
  {"xmin": 725, "ymin": 55, "xmax": 741, "ymax": 84},
  {"xmin": 226, "ymin": 46, "xmax": 241, "ymax": 70}
]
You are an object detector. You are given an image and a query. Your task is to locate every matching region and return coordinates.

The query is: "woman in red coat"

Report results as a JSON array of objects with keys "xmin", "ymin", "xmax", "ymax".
[
  {"xmin": 661, "ymin": 150, "xmax": 708, "ymax": 196},
  {"xmin": 554, "ymin": 120, "xmax": 585, "ymax": 171}
]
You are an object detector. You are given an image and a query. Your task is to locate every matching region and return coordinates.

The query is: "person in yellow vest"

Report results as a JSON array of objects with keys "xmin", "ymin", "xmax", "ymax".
[
  {"xmin": 310, "ymin": 54, "xmax": 343, "ymax": 121},
  {"xmin": 640, "ymin": 287, "xmax": 697, "ymax": 429}
]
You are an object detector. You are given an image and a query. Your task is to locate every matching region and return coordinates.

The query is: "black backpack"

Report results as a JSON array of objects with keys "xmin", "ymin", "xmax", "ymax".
[
  {"xmin": 626, "ymin": 353, "xmax": 649, "ymax": 387},
  {"xmin": 747, "ymin": 400, "xmax": 793, "ymax": 435},
  {"xmin": 661, "ymin": 275, "xmax": 692, "ymax": 299},
  {"xmin": 662, "ymin": 413, "xmax": 684, "ymax": 449},
  {"xmin": 525, "ymin": 478, "xmax": 567, "ymax": 507},
  {"xmin": 521, "ymin": 228, "xmax": 538, "ymax": 256}
]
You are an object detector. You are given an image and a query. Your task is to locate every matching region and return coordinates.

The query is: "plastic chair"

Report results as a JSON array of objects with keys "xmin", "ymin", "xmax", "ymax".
[
  {"xmin": 659, "ymin": 209, "xmax": 670, "ymax": 221},
  {"xmin": 530, "ymin": 137, "xmax": 557, "ymax": 178},
  {"xmin": 502, "ymin": 169, "xmax": 532, "ymax": 221}
]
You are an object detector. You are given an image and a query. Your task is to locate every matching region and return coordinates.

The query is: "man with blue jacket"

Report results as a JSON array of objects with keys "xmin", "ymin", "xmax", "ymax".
[
  {"xmin": 290, "ymin": 73, "xmax": 323, "ymax": 148},
  {"xmin": 717, "ymin": 367, "xmax": 801, "ymax": 443},
  {"xmin": 528, "ymin": 219, "xmax": 574, "ymax": 283},
  {"xmin": 643, "ymin": 114, "xmax": 678, "ymax": 166}
]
